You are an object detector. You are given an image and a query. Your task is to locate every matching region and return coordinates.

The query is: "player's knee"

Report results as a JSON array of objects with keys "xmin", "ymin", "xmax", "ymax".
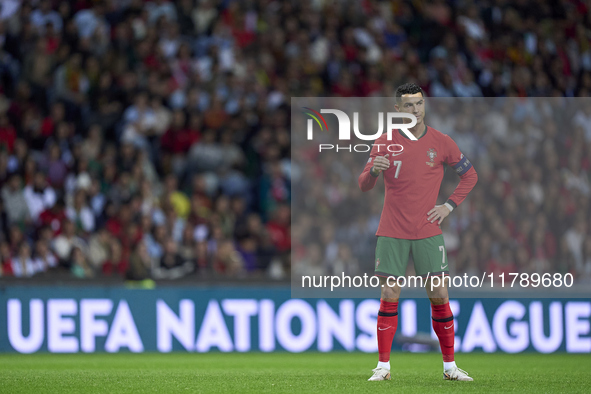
[
  {"xmin": 380, "ymin": 277, "xmax": 400, "ymax": 300},
  {"xmin": 429, "ymin": 297, "xmax": 449, "ymax": 305},
  {"xmin": 428, "ymin": 286, "xmax": 449, "ymax": 300},
  {"xmin": 381, "ymin": 292, "xmax": 399, "ymax": 302},
  {"xmin": 427, "ymin": 287, "xmax": 449, "ymax": 303}
]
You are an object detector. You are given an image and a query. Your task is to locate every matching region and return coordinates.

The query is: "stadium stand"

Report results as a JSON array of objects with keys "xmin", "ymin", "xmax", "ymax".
[{"xmin": 0, "ymin": 0, "xmax": 590, "ymax": 283}]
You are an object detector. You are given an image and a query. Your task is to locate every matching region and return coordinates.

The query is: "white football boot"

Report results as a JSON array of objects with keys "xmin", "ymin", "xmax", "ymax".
[
  {"xmin": 443, "ymin": 366, "xmax": 473, "ymax": 381},
  {"xmin": 368, "ymin": 367, "xmax": 391, "ymax": 381}
]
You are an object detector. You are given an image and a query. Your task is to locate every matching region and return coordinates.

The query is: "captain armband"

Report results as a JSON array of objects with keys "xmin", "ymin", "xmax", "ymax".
[{"xmin": 451, "ymin": 154, "xmax": 472, "ymax": 176}]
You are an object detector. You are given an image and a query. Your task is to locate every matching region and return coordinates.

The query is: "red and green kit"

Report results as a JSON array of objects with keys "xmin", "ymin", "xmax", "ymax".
[{"xmin": 358, "ymin": 126, "xmax": 478, "ymax": 277}]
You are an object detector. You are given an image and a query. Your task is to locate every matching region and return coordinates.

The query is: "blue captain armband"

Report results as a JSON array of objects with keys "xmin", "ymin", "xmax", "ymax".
[{"xmin": 452, "ymin": 155, "xmax": 472, "ymax": 176}]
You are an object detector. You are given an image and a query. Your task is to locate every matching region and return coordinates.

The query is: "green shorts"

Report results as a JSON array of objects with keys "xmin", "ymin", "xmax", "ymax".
[{"xmin": 374, "ymin": 235, "xmax": 448, "ymax": 278}]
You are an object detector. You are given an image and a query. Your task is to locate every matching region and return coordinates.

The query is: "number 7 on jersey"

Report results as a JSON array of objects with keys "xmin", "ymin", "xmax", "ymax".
[{"xmin": 392, "ymin": 160, "xmax": 401, "ymax": 178}]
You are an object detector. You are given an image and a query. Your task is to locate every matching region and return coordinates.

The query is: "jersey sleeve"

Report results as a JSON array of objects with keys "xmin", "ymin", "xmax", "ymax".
[
  {"xmin": 358, "ymin": 140, "xmax": 384, "ymax": 192},
  {"xmin": 443, "ymin": 135, "xmax": 478, "ymax": 207}
]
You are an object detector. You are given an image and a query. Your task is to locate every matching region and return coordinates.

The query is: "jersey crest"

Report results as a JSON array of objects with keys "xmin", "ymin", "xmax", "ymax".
[{"xmin": 426, "ymin": 148, "xmax": 437, "ymax": 167}]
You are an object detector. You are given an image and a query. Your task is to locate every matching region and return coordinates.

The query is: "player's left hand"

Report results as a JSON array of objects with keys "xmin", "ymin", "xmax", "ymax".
[{"xmin": 427, "ymin": 205, "xmax": 451, "ymax": 225}]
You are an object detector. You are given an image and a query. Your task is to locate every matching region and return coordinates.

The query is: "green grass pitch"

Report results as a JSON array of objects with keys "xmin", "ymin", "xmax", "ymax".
[{"xmin": 0, "ymin": 352, "xmax": 589, "ymax": 393}]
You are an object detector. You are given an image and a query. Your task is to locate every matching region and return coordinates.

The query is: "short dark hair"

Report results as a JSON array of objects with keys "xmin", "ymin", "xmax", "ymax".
[{"xmin": 395, "ymin": 83, "xmax": 425, "ymax": 103}]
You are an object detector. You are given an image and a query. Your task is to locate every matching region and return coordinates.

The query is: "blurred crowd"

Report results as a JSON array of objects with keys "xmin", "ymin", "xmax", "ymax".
[
  {"xmin": 0, "ymin": 0, "xmax": 590, "ymax": 282},
  {"xmin": 0, "ymin": 0, "xmax": 294, "ymax": 280}
]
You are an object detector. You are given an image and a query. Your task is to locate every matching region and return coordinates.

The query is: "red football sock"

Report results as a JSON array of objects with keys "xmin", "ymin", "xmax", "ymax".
[
  {"xmin": 431, "ymin": 303, "xmax": 455, "ymax": 362},
  {"xmin": 377, "ymin": 299, "xmax": 398, "ymax": 362}
]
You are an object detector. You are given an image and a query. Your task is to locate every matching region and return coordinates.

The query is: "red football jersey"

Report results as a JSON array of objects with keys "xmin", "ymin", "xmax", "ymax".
[{"xmin": 358, "ymin": 126, "xmax": 478, "ymax": 240}]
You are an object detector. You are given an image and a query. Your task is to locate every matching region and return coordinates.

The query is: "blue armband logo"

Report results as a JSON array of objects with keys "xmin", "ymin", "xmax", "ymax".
[{"xmin": 452, "ymin": 154, "xmax": 472, "ymax": 175}]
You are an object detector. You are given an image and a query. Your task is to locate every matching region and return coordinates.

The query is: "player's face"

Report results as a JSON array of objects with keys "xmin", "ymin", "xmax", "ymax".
[{"xmin": 396, "ymin": 93, "xmax": 425, "ymax": 124}]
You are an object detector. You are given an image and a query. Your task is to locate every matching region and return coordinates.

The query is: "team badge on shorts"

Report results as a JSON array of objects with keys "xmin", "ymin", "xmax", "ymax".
[
  {"xmin": 375, "ymin": 258, "xmax": 380, "ymax": 270},
  {"xmin": 426, "ymin": 148, "xmax": 437, "ymax": 167}
]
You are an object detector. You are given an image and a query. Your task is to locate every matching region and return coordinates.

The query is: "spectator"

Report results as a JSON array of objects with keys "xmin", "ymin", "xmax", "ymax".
[
  {"xmin": 194, "ymin": 240, "xmax": 210, "ymax": 272},
  {"xmin": 0, "ymin": 114, "xmax": 17, "ymax": 153},
  {"xmin": 431, "ymin": 72, "xmax": 456, "ymax": 97},
  {"xmin": 11, "ymin": 243, "xmax": 36, "ymax": 278},
  {"xmin": 565, "ymin": 218, "xmax": 587, "ymax": 274},
  {"xmin": 43, "ymin": 144, "xmax": 68, "ymax": 188},
  {"xmin": 30, "ymin": 0, "xmax": 62, "ymax": 33},
  {"xmin": 219, "ymin": 130, "xmax": 246, "ymax": 172},
  {"xmin": 159, "ymin": 21, "xmax": 182, "ymax": 59},
  {"xmin": 192, "ymin": 0, "xmax": 217, "ymax": 35},
  {"xmin": 236, "ymin": 237, "xmax": 257, "ymax": 273},
  {"xmin": 38, "ymin": 198, "xmax": 67, "ymax": 235},
  {"xmin": 73, "ymin": 2, "xmax": 108, "ymax": 40},
  {"xmin": 53, "ymin": 53, "xmax": 89, "ymax": 110},
  {"xmin": 212, "ymin": 239, "xmax": 244, "ymax": 276},
  {"xmin": 293, "ymin": 243, "xmax": 324, "ymax": 278},
  {"xmin": 163, "ymin": 174, "xmax": 190, "ymax": 219},
  {"xmin": 102, "ymin": 240, "xmax": 127, "ymax": 277},
  {"xmin": 7, "ymin": 225, "xmax": 24, "ymax": 254},
  {"xmin": 52, "ymin": 220, "xmax": 85, "ymax": 264},
  {"xmin": 80, "ymin": 124, "xmax": 103, "ymax": 162},
  {"xmin": 121, "ymin": 92, "xmax": 157, "ymax": 149},
  {"xmin": 188, "ymin": 128, "xmax": 223, "ymax": 173},
  {"xmin": 88, "ymin": 227, "xmax": 111, "ymax": 270},
  {"xmin": 330, "ymin": 243, "xmax": 359, "ymax": 276},
  {"xmin": 0, "ymin": 241, "xmax": 14, "ymax": 276},
  {"xmin": 0, "ymin": 198, "xmax": 10, "ymax": 239},
  {"xmin": 127, "ymin": 241, "xmax": 153, "ymax": 281},
  {"xmin": 1, "ymin": 174, "xmax": 29, "ymax": 225},
  {"xmin": 179, "ymin": 225, "xmax": 196, "ymax": 263},
  {"xmin": 66, "ymin": 189, "xmax": 95, "ymax": 233},
  {"xmin": 266, "ymin": 205, "xmax": 291, "ymax": 253},
  {"xmin": 33, "ymin": 239, "xmax": 58, "ymax": 273},
  {"xmin": 581, "ymin": 236, "xmax": 591, "ymax": 281},
  {"xmin": 69, "ymin": 246, "xmax": 94, "ymax": 278},
  {"xmin": 160, "ymin": 110, "xmax": 200, "ymax": 174},
  {"xmin": 150, "ymin": 96, "xmax": 172, "ymax": 138},
  {"xmin": 213, "ymin": 195, "xmax": 234, "ymax": 238},
  {"xmin": 147, "ymin": 0, "xmax": 177, "ymax": 24},
  {"xmin": 486, "ymin": 249, "xmax": 518, "ymax": 280},
  {"xmin": 154, "ymin": 239, "xmax": 193, "ymax": 279},
  {"xmin": 454, "ymin": 71, "xmax": 483, "ymax": 97},
  {"xmin": 24, "ymin": 171, "xmax": 57, "ymax": 223},
  {"xmin": 259, "ymin": 161, "xmax": 290, "ymax": 218}
]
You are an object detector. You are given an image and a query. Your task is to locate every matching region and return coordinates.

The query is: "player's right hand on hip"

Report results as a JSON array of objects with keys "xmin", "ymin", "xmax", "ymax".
[{"xmin": 372, "ymin": 154, "xmax": 390, "ymax": 174}]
